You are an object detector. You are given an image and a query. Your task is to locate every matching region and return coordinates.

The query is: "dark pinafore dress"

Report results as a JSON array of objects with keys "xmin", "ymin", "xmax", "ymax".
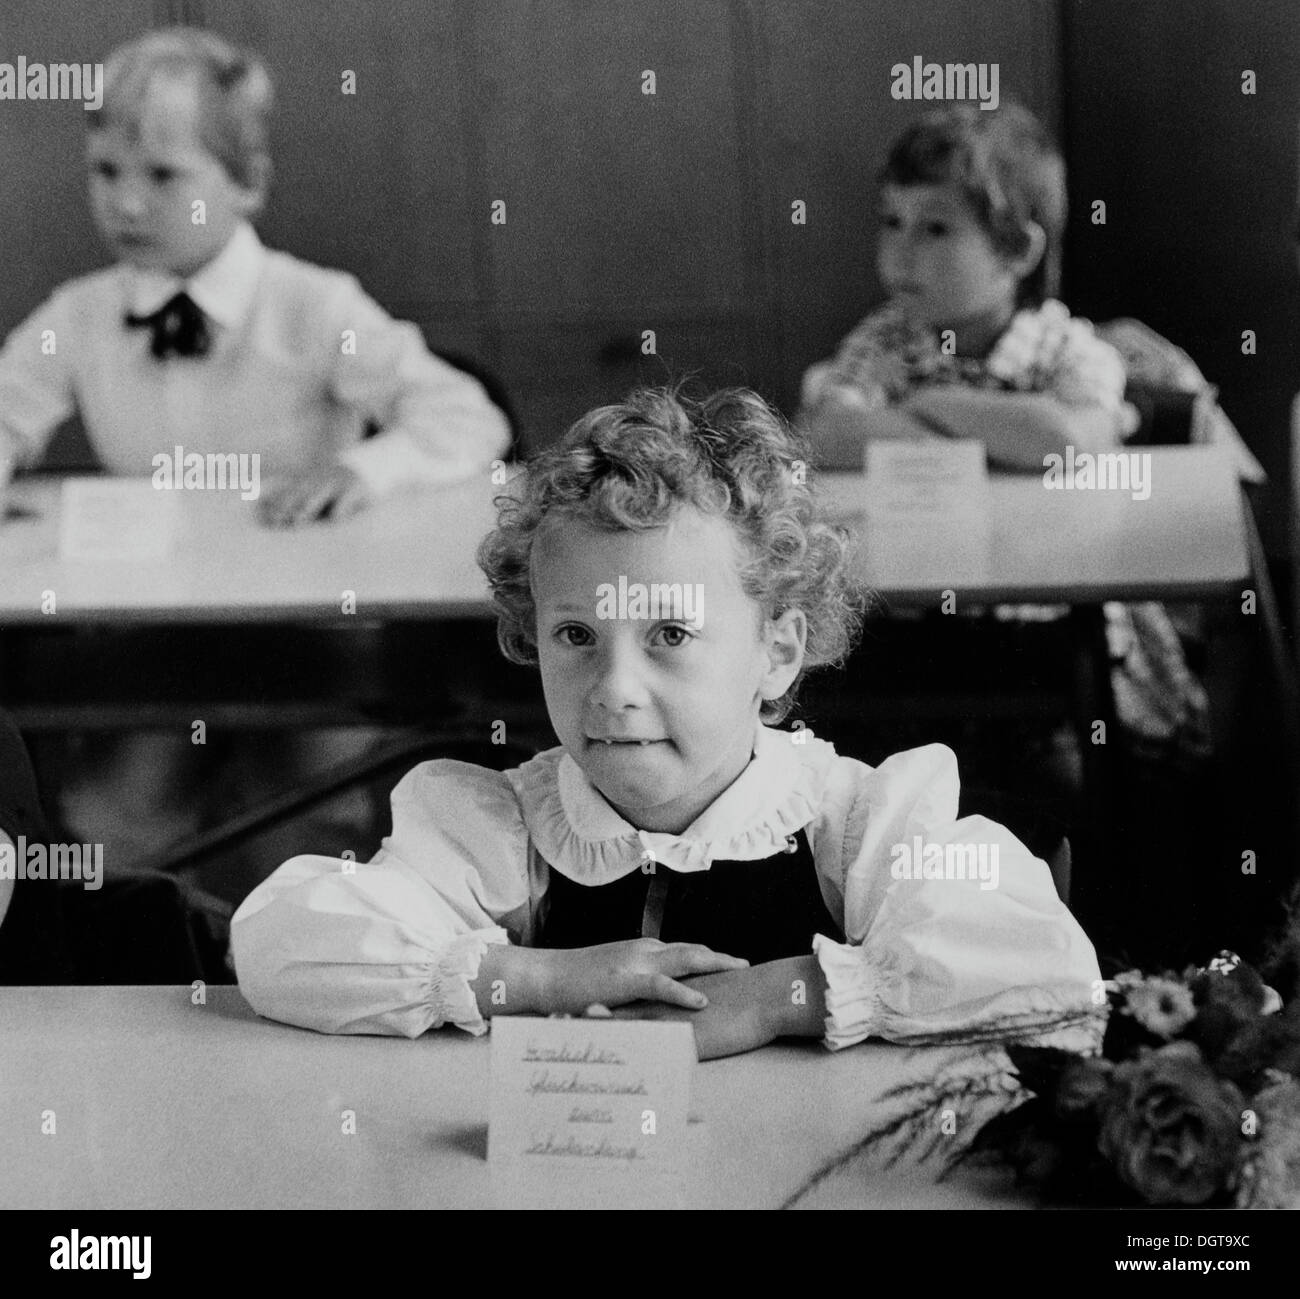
[{"xmin": 534, "ymin": 828, "xmax": 844, "ymax": 965}]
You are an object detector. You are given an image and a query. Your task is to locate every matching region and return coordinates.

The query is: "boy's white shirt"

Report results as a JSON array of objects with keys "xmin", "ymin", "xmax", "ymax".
[
  {"xmin": 231, "ymin": 725, "xmax": 1104, "ymax": 1053},
  {"xmin": 0, "ymin": 221, "xmax": 510, "ymax": 493}
]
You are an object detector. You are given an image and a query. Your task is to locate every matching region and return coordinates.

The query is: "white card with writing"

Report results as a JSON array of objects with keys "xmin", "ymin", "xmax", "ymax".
[
  {"xmin": 58, "ymin": 478, "xmax": 179, "ymax": 561},
  {"xmin": 860, "ymin": 439, "xmax": 992, "ymax": 586},
  {"xmin": 489, "ymin": 1016, "xmax": 695, "ymax": 1180},
  {"xmin": 863, "ymin": 438, "xmax": 990, "ymax": 524}
]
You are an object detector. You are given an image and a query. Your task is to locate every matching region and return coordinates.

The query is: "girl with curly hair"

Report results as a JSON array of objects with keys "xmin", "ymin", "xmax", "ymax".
[{"xmin": 233, "ymin": 387, "xmax": 1099, "ymax": 1058}]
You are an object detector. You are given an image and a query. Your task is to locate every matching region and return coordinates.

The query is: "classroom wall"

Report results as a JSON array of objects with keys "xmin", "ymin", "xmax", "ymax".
[
  {"xmin": 0, "ymin": 0, "xmax": 1060, "ymax": 458},
  {"xmin": 11, "ymin": 0, "xmax": 1290, "ymax": 547},
  {"xmin": 1061, "ymin": 0, "xmax": 1300, "ymax": 553},
  {"xmin": 10, "ymin": 0, "xmax": 1293, "ymax": 549}
]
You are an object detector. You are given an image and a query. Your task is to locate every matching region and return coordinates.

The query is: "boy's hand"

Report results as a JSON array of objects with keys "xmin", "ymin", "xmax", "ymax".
[
  {"xmin": 257, "ymin": 464, "xmax": 370, "ymax": 527},
  {"xmin": 540, "ymin": 939, "xmax": 750, "ymax": 1016},
  {"xmin": 607, "ymin": 955, "xmax": 827, "ymax": 1060}
]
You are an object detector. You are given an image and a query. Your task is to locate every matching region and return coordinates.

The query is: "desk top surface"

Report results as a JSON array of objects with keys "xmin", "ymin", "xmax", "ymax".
[
  {"xmin": 820, "ymin": 445, "xmax": 1250, "ymax": 605},
  {"xmin": 0, "ymin": 985, "xmax": 1020, "ymax": 1210},
  {"xmin": 0, "ymin": 448, "xmax": 1249, "ymax": 623},
  {"xmin": 0, "ymin": 473, "xmax": 505, "ymax": 624}
]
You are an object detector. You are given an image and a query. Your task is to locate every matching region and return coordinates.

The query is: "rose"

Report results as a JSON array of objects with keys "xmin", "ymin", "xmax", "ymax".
[
  {"xmin": 1235, "ymin": 1076, "xmax": 1300, "ymax": 1209},
  {"xmin": 1097, "ymin": 1042, "xmax": 1244, "ymax": 1205}
]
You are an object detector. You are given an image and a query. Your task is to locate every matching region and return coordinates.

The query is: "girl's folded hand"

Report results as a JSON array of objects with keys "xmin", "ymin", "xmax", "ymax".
[
  {"xmin": 541, "ymin": 939, "xmax": 749, "ymax": 1016},
  {"xmin": 608, "ymin": 955, "xmax": 827, "ymax": 1059}
]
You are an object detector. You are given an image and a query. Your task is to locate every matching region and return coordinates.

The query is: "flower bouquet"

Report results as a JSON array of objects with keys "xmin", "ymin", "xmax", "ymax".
[
  {"xmin": 785, "ymin": 949, "xmax": 1300, "ymax": 1209},
  {"xmin": 965, "ymin": 953, "xmax": 1300, "ymax": 1206}
]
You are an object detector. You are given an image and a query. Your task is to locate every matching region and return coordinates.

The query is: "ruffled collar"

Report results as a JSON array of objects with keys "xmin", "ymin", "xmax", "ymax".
[{"xmin": 508, "ymin": 724, "xmax": 839, "ymax": 882}]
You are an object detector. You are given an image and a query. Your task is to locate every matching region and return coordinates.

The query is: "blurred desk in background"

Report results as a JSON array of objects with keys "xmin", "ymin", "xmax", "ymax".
[
  {"xmin": 819, "ymin": 446, "xmax": 1250, "ymax": 605},
  {"xmin": 0, "ymin": 473, "xmax": 519, "ymax": 735},
  {"xmin": 0, "ymin": 449, "xmax": 1255, "ymax": 740},
  {"xmin": 0, "ymin": 448, "xmax": 1251, "ymax": 626},
  {"xmin": 0, "ymin": 473, "xmax": 504, "ymax": 625}
]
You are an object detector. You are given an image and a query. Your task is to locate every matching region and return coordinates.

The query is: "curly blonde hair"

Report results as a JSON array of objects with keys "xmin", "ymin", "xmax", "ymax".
[{"xmin": 477, "ymin": 386, "xmax": 865, "ymax": 723}]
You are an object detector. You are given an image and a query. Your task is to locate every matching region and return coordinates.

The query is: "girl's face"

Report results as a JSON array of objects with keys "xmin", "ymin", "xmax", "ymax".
[
  {"xmin": 876, "ymin": 182, "xmax": 1023, "ymax": 335},
  {"xmin": 532, "ymin": 508, "xmax": 806, "ymax": 835}
]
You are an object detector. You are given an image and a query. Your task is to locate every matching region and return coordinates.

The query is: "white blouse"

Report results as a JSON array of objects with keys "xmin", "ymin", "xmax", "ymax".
[{"xmin": 231, "ymin": 726, "xmax": 1104, "ymax": 1052}]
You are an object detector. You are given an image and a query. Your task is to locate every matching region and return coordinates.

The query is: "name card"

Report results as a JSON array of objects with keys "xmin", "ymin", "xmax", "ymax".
[
  {"xmin": 863, "ymin": 438, "xmax": 990, "ymax": 523},
  {"xmin": 58, "ymin": 478, "xmax": 179, "ymax": 562},
  {"xmin": 489, "ymin": 1016, "xmax": 695, "ymax": 1206},
  {"xmin": 861, "ymin": 440, "xmax": 992, "ymax": 586}
]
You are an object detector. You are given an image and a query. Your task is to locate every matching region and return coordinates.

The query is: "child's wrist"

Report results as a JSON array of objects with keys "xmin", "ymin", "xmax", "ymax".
[
  {"xmin": 763, "ymin": 954, "xmax": 827, "ymax": 1039},
  {"xmin": 474, "ymin": 942, "xmax": 553, "ymax": 1018},
  {"xmin": 530, "ymin": 946, "xmax": 561, "ymax": 1014}
]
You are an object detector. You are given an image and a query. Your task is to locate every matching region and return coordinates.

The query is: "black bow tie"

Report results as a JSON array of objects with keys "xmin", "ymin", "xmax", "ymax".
[{"xmin": 125, "ymin": 291, "xmax": 211, "ymax": 359}]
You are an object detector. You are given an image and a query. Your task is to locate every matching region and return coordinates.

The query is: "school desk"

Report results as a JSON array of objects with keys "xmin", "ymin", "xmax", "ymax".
[
  {"xmin": 0, "ymin": 448, "xmax": 1255, "ymax": 624},
  {"xmin": 821, "ymin": 445, "xmax": 1250, "ymax": 605},
  {"xmin": 0, "ymin": 449, "xmax": 1255, "ymax": 727},
  {"xmin": 0, "ymin": 471, "xmax": 514, "ymax": 735},
  {"xmin": 0, "ymin": 983, "xmax": 1025, "ymax": 1211},
  {"xmin": 0, "ymin": 472, "xmax": 504, "ymax": 624},
  {"xmin": 0, "ymin": 452, "xmax": 1263, "ymax": 840}
]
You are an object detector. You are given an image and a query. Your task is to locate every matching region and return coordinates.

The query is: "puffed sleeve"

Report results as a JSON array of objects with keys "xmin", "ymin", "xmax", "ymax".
[
  {"xmin": 231, "ymin": 760, "xmax": 530, "ymax": 1038},
  {"xmin": 811, "ymin": 745, "xmax": 1103, "ymax": 1052}
]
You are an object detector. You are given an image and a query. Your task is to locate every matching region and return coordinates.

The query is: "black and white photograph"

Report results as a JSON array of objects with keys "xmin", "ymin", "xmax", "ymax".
[{"xmin": 1, "ymin": 0, "xmax": 1298, "ymax": 1259}]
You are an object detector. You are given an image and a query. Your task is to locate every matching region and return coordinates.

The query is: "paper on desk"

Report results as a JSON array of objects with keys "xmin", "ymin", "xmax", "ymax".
[
  {"xmin": 488, "ymin": 1016, "xmax": 695, "ymax": 1207},
  {"xmin": 860, "ymin": 440, "xmax": 992, "ymax": 586},
  {"xmin": 58, "ymin": 478, "xmax": 179, "ymax": 561}
]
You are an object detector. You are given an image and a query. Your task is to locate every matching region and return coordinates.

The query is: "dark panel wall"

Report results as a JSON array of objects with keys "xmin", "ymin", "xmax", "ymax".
[
  {"xmin": 1062, "ymin": 0, "xmax": 1300, "ymax": 552},
  {"xmin": 0, "ymin": 1, "xmax": 158, "ymax": 312},
  {"xmin": 0, "ymin": 0, "xmax": 1060, "ymax": 457}
]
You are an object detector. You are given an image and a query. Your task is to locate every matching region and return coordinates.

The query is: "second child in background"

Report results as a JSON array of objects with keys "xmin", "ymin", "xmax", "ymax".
[
  {"xmin": 0, "ymin": 27, "xmax": 510, "ymax": 868},
  {"xmin": 0, "ymin": 25, "xmax": 510, "ymax": 517},
  {"xmin": 800, "ymin": 102, "xmax": 1212, "ymax": 762},
  {"xmin": 800, "ymin": 103, "xmax": 1133, "ymax": 469}
]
